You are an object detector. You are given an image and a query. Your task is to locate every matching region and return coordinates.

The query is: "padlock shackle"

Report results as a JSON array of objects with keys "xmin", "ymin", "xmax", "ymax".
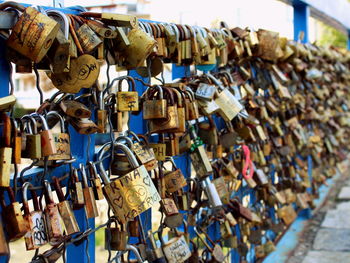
[
  {"xmin": 44, "ymin": 180, "xmax": 55, "ymax": 205},
  {"xmin": 0, "ymin": 1, "xmax": 25, "ymax": 12},
  {"xmin": 21, "ymin": 115, "xmax": 37, "ymax": 134},
  {"xmin": 79, "ymin": 164, "xmax": 89, "ymax": 188},
  {"xmin": 117, "ymin": 76, "xmax": 136, "ymax": 92},
  {"xmin": 87, "ymin": 161, "xmax": 100, "ymax": 180},
  {"xmin": 115, "ymin": 136, "xmax": 134, "ymax": 148},
  {"xmin": 52, "ymin": 177, "xmax": 65, "ymax": 202},
  {"xmin": 30, "ymin": 113, "xmax": 49, "ymax": 131},
  {"xmin": 22, "ymin": 182, "xmax": 33, "ymax": 215},
  {"xmin": 171, "ymin": 88, "xmax": 183, "ymax": 107},
  {"xmin": 46, "ymin": 9, "xmax": 69, "ymax": 40},
  {"xmin": 46, "ymin": 111, "xmax": 66, "ymax": 133}
]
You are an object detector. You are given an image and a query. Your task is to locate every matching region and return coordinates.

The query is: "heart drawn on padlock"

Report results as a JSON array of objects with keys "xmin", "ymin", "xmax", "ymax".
[
  {"xmin": 48, "ymin": 54, "xmax": 100, "ymax": 93},
  {"xmin": 113, "ymin": 194, "xmax": 124, "ymax": 209}
]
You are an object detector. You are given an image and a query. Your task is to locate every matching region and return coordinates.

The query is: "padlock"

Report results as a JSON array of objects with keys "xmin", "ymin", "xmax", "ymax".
[
  {"xmin": 147, "ymin": 229, "xmax": 166, "ymax": 263},
  {"xmin": 80, "ymin": 12, "xmax": 138, "ymax": 28},
  {"xmin": 184, "ymin": 88, "xmax": 200, "ymax": 120},
  {"xmin": 198, "ymin": 116, "xmax": 219, "ymax": 145},
  {"xmin": 97, "ymin": 91, "xmax": 107, "ymax": 133},
  {"xmin": 52, "ymin": 177, "xmax": 80, "ymax": 235},
  {"xmin": 46, "ymin": 10, "xmax": 70, "ymax": 74},
  {"xmin": 105, "ymin": 218, "xmax": 127, "ymax": 251},
  {"xmin": 59, "ymin": 100, "xmax": 92, "ymax": 119},
  {"xmin": 86, "ymin": 19, "xmax": 117, "ymax": 39},
  {"xmin": 71, "ymin": 168, "xmax": 85, "ymax": 210},
  {"xmin": 202, "ymin": 177, "xmax": 223, "ymax": 208},
  {"xmin": 87, "ymin": 161, "xmax": 104, "ymax": 200},
  {"xmin": 22, "ymin": 182, "xmax": 48, "ymax": 250},
  {"xmin": 168, "ymin": 88, "xmax": 186, "ymax": 133},
  {"xmin": 164, "ymin": 133, "xmax": 180, "ymax": 157},
  {"xmin": 4, "ymin": 3, "xmax": 60, "ymax": 63},
  {"xmin": 117, "ymin": 76, "xmax": 139, "ymax": 112},
  {"xmin": 163, "ymin": 157, "xmax": 187, "ymax": 194},
  {"xmin": 21, "ymin": 115, "xmax": 42, "ymax": 159},
  {"xmin": 68, "ymin": 117, "xmax": 99, "ymax": 135},
  {"xmin": 194, "ymin": 227, "xmax": 225, "ymax": 262},
  {"xmin": 158, "ymin": 226, "xmax": 191, "ymax": 263},
  {"xmin": 11, "ymin": 118, "xmax": 22, "ymax": 164},
  {"xmin": 0, "ymin": 113, "xmax": 12, "ymax": 187},
  {"xmin": 80, "ymin": 164, "xmax": 99, "ymax": 219},
  {"xmin": 31, "ymin": 114, "xmax": 56, "ymax": 157},
  {"xmin": 149, "ymin": 87, "xmax": 179, "ymax": 133},
  {"xmin": 43, "ymin": 180, "xmax": 64, "ymax": 244},
  {"xmin": 46, "ymin": 111, "xmax": 71, "ymax": 160},
  {"xmin": 0, "ymin": 218, "xmax": 9, "ymax": 256},
  {"xmin": 128, "ymin": 132, "xmax": 158, "ymax": 171},
  {"xmin": 49, "ymin": 54, "xmax": 100, "ymax": 93},
  {"xmin": 122, "ymin": 27, "xmax": 157, "ymax": 69},
  {"xmin": 143, "ymin": 85, "xmax": 167, "ymax": 120},
  {"xmin": 72, "ymin": 15, "xmax": 102, "ymax": 54},
  {"xmin": 160, "ymin": 197, "xmax": 184, "ymax": 229},
  {"xmin": 212, "ymin": 175, "xmax": 230, "ymax": 204},
  {"xmin": 0, "ymin": 187, "xmax": 29, "ymax": 241},
  {"xmin": 98, "ymin": 142, "xmax": 161, "ymax": 223}
]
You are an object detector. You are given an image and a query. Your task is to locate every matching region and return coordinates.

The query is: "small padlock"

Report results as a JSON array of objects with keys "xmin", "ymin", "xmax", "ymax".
[
  {"xmin": 0, "ymin": 113, "xmax": 12, "ymax": 187},
  {"xmin": 46, "ymin": 111, "xmax": 71, "ymax": 160},
  {"xmin": 21, "ymin": 115, "xmax": 42, "ymax": 159},
  {"xmin": 32, "ymin": 114, "xmax": 56, "ymax": 157},
  {"xmin": 80, "ymin": 164, "xmax": 99, "ymax": 218},
  {"xmin": 105, "ymin": 218, "xmax": 127, "ymax": 251},
  {"xmin": 59, "ymin": 100, "xmax": 92, "ymax": 119},
  {"xmin": 147, "ymin": 230, "xmax": 166, "ymax": 263},
  {"xmin": 87, "ymin": 161, "xmax": 104, "ymax": 200},
  {"xmin": 194, "ymin": 227, "xmax": 225, "ymax": 262},
  {"xmin": 163, "ymin": 157, "xmax": 187, "ymax": 194},
  {"xmin": 143, "ymin": 85, "xmax": 167, "ymax": 120},
  {"xmin": 71, "ymin": 168, "xmax": 85, "ymax": 210},
  {"xmin": 68, "ymin": 117, "xmax": 99, "ymax": 135},
  {"xmin": 43, "ymin": 180, "xmax": 64, "ymax": 245},
  {"xmin": 52, "ymin": 177, "xmax": 80, "ymax": 235},
  {"xmin": 117, "ymin": 76, "xmax": 139, "ymax": 112},
  {"xmin": 22, "ymin": 182, "xmax": 48, "ymax": 250},
  {"xmin": 1, "ymin": 187, "xmax": 29, "ymax": 241}
]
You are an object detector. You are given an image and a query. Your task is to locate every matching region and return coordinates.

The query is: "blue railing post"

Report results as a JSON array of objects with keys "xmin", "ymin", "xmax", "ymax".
[{"xmin": 293, "ymin": 1, "xmax": 310, "ymax": 43}]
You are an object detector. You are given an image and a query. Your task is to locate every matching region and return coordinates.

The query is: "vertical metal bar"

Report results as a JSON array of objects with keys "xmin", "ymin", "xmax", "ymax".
[
  {"xmin": 348, "ymin": 30, "xmax": 350, "ymax": 50},
  {"xmin": 293, "ymin": 1, "xmax": 310, "ymax": 43}
]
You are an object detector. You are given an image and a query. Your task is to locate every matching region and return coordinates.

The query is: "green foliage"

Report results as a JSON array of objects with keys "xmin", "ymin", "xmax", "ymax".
[
  {"xmin": 95, "ymin": 228, "xmax": 104, "ymax": 247},
  {"xmin": 317, "ymin": 21, "xmax": 347, "ymax": 48}
]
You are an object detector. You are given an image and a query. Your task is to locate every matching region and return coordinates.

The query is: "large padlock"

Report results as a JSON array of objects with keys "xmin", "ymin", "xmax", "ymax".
[
  {"xmin": 143, "ymin": 85, "xmax": 167, "ymax": 120},
  {"xmin": 0, "ymin": 113, "xmax": 12, "ymax": 187},
  {"xmin": 0, "ymin": 187, "xmax": 29, "ymax": 241},
  {"xmin": 49, "ymin": 54, "xmax": 100, "ymax": 93},
  {"xmin": 98, "ymin": 142, "xmax": 161, "ymax": 223},
  {"xmin": 52, "ymin": 177, "xmax": 80, "ymax": 235},
  {"xmin": 116, "ymin": 76, "xmax": 139, "ymax": 112},
  {"xmin": 22, "ymin": 182, "xmax": 48, "ymax": 250},
  {"xmin": 46, "ymin": 111, "xmax": 71, "ymax": 160},
  {"xmin": 43, "ymin": 180, "xmax": 64, "ymax": 245},
  {"xmin": 3, "ymin": 2, "xmax": 60, "ymax": 63}
]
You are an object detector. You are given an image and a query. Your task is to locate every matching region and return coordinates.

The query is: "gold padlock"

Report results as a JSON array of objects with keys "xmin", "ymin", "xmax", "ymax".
[{"xmin": 116, "ymin": 76, "xmax": 139, "ymax": 112}]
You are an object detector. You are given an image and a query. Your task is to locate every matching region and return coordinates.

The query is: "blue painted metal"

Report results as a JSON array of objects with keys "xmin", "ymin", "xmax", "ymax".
[{"xmin": 293, "ymin": 1, "xmax": 310, "ymax": 43}]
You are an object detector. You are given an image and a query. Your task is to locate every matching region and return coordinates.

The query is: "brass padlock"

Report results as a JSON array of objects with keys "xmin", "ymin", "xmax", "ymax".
[
  {"xmin": 68, "ymin": 117, "xmax": 99, "ymax": 135},
  {"xmin": 11, "ymin": 118, "xmax": 22, "ymax": 164},
  {"xmin": 184, "ymin": 89, "xmax": 199, "ymax": 120},
  {"xmin": 163, "ymin": 157, "xmax": 187, "ymax": 194},
  {"xmin": 87, "ymin": 161, "xmax": 104, "ymax": 200},
  {"xmin": 98, "ymin": 142, "xmax": 161, "ymax": 223},
  {"xmin": 71, "ymin": 168, "xmax": 85, "ymax": 210},
  {"xmin": 59, "ymin": 100, "xmax": 92, "ymax": 119},
  {"xmin": 143, "ymin": 85, "xmax": 167, "ymax": 120},
  {"xmin": 43, "ymin": 180, "xmax": 64, "ymax": 245},
  {"xmin": 32, "ymin": 114, "xmax": 56, "ymax": 157},
  {"xmin": 0, "ymin": 113, "xmax": 12, "ymax": 187},
  {"xmin": 80, "ymin": 164, "xmax": 99, "ymax": 219},
  {"xmin": 21, "ymin": 115, "xmax": 42, "ymax": 159},
  {"xmin": 52, "ymin": 177, "xmax": 80, "ymax": 236},
  {"xmin": 46, "ymin": 10, "xmax": 70, "ymax": 74},
  {"xmin": 168, "ymin": 88, "xmax": 186, "ymax": 134},
  {"xmin": 22, "ymin": 182, "xmax": 48, "ymax": 250},
  {"xmin": 4, "ymin": 3, "xmax": 60, "ymax": 63},
  {"xmin": 0, "ymin": 187, "xmax": 29, "ymax": 241},
  {"xmin": 46, "ymin": 111, "xmax": 71, "ymax": 160},
  {"xmin": 105, "ymin": 219, "xmax": 127, "ymax": 251},
  {"xmin": 116, "ymin": 76, "xmax": 139, "ymax": 112}
]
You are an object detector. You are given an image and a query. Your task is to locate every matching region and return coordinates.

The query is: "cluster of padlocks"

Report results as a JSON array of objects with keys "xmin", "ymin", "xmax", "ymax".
[{"xmin": 0, "ymin": 1, "xmax": 350, "ymax": 262}]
